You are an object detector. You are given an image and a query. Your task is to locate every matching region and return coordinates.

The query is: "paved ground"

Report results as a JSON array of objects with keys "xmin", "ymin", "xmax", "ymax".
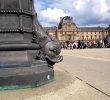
[
  {"xmin": 0, "ymin": 48, "xmax": 110, "ymax": 100},
  {"xmin": 59, "ymin": 48, "xmax": 110, "ymax": 96}
]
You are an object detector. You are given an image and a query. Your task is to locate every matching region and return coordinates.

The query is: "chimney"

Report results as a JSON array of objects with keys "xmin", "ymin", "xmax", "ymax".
[{"xmin": 60, "ymin": 17, "xmax": 62, "ymax": 21}]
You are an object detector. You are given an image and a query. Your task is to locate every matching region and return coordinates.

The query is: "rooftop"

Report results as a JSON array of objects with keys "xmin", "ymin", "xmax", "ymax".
[{"xmin": 80, "ymin": 27, "xmax": 104, "ymax": 32}]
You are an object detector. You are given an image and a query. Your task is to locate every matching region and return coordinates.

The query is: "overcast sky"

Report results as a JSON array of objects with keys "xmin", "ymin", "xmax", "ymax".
[{"xmin": 34, "ymin": 0, "xmax": 110, "ymax": 27}]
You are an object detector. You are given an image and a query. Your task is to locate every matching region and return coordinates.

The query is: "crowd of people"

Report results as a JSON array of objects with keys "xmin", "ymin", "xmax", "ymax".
[{"xmin": 61, "ymin": 38, "xmax": 109, "ymax": 50}]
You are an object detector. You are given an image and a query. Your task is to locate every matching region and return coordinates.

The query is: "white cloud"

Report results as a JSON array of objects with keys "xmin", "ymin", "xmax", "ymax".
[
  {"xmin": 34, "ymin": 0, "xmax": 110, "ymax": 27},
  {"xmin": 41, "ymin": 8, "xmax": 69, "ymax": 22},
  {"xmin": 73, "ymin": 0, "xmax": 87, "ymax": 12},
  {"xmin": 92, "ymin": 0, "xmax": 110, "ymax": 21}
]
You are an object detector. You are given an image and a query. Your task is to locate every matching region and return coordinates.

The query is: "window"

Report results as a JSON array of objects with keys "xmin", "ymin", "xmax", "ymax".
[
  {"xmin": 86, "ymin": 35, "xmax": 88, "ymax": 40},
  {"xmin": 91, "ymin": 35, "xmax": 93, "ymax": 40},
  {"xmin": 95, "ymin": 35, "xmax": 97, "ymax": 39},
  {"xmin": 82, "ymin": 36, "xmax": 84, "ymax": 40},
  {"xmin": 99, "ymin": 35, "xmax": 101, "ymax": 39}
]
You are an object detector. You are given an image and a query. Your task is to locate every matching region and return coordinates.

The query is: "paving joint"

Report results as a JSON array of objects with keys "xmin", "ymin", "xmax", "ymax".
[
  {"xmin": 76, "ymin": 76, "xmax": 110, "ymax": 98},
  {"xmin": 57, "ymin": 65, "xmax": 110, "ymax": 98}
]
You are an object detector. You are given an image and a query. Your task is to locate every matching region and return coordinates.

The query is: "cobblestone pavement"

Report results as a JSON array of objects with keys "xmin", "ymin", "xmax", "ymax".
[{"xmin": 0, "ymin": 49, "xmax": 110, "ymax": 100}]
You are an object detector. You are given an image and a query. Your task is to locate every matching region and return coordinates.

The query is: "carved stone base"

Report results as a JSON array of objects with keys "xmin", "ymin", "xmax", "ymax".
[{"xmin": 0, "ymin": 61, "xmax": 54, "ymax": 90}]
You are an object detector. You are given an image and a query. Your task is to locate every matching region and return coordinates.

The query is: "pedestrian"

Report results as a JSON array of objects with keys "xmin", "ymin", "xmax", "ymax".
[{"xmin": 77, "ymin": 40, "xmax": 81, "ymax": 49}]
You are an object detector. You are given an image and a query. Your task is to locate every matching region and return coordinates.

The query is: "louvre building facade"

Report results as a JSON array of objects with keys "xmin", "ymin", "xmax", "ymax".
[{"xmin": 44, "ymin": 16, "xmax": 109, "ymax": 43}]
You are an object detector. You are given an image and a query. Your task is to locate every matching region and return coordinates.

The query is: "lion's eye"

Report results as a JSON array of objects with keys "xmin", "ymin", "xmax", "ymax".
[{"xmin": 53, "ymin": 49, "xmax": 57, "ymax": 52}]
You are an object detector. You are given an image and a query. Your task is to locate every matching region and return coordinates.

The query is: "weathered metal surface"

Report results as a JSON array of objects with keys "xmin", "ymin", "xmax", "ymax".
[
  {"xmin": 0, "ymin": 61, "xmax": 54, "ymax": 87},
  {"xmin": 0, "ymin": 0, "xmax": 62, "ymax": 88}
]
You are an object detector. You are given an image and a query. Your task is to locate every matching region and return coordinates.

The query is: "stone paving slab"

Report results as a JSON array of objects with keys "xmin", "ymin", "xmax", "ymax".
[
  {"xmin": 61, "ymin": 48, "xmax": 110, "ymax": 60},
  {"xmin": 59, "ymin": 48, "xmax": 110, "ymax": 98}
]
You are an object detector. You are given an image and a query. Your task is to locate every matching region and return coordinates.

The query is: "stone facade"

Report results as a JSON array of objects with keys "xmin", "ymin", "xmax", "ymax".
[{"xmin": 44, "ymin": 16, "xmax": 109, "ymax": 43}]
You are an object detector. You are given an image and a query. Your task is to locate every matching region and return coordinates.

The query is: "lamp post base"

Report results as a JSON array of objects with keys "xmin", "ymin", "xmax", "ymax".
[{"xmin": 0, "ymin": 60, "xmax": 54, "ymax": 90}]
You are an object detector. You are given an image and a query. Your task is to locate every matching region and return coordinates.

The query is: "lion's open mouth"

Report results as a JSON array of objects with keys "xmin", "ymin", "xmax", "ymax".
[{"xmin": 45, "ymin": 55, "xmax": 63, "ymax": 66}]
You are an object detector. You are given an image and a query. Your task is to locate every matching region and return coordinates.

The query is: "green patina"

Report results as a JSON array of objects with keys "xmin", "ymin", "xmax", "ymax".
[
  {"xmin": 0, "ymin": 77, "xmax": 54, "ymax": 91},
  {"xmin": 0, "ymin": 62, "xmax": 54, "ymax": 91}
]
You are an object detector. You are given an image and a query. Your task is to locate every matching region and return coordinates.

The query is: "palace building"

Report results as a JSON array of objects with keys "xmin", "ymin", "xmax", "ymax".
[{"xmin": 44, "ymin": 16, "xmax": 109, "ymax": 43}]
